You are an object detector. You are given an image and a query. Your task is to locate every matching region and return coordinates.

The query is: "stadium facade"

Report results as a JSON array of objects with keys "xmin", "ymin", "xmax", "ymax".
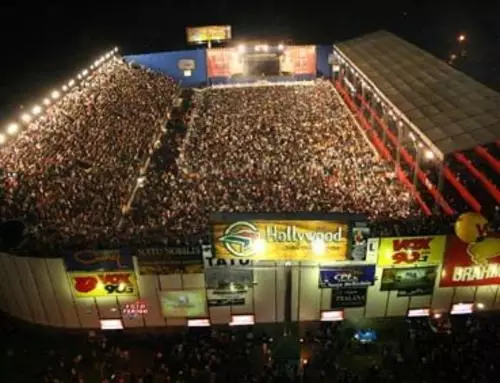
[{"xmin": 0, "ymin": 31, "xmax": 499, "ymax": 330}]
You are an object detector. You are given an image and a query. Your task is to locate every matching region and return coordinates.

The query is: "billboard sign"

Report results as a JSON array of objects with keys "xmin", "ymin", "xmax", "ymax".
[
  {"xmin": 206, "ymin": 48, "xmax": 242, "ymax": 77},
  {"xmin": 331, "ymin": 287, "xmax": 367, "ymax": 308},
  {"xmin": 380, "ymin": 266, "xmax": 437, "ymax": 295},
  {"xmin": 440, "ymin": 234, "xmax": 500, "ymax": 287},
  {"xmin": 281, "ymin": 45, "xmax": 316, "ymax": 75},
  {"xmin": 64, "ymin": 249, "xmax": 133, "ymax": 272},
  {"xmin": 350, "ymin": 225, "xmax": 371, "ymax": 261},
  {"xmin": 319, "ymin": 265, "xmax": 375, "ymax": 288},
  {"xmin": 377, "ymin": 236, "xmax": 446, "ymax": 267},
  {"xmin": 68, "ymin": 271, "xmax": 138, "ymax": 298},
  {"xmin": 136, "ymin": 246, "xmax": 203, "ymax": 275},
  {"xmin": 213, "ymin": 220, "xmax": 349, "ymax": 261},
  {"xmin": 160, "ymin": 290, "xmax": 207, "ymax": 318},
  {"xmin": 207, "ymin": 289, "xmax": 246, "ymax": 307},
  {"xmin": 177, "ymin": 59, "xmax": 196, "ymax": 71},
  {"xmin": 186, "ymin": 25, "xmax": 232, "ymax": 44},
  {"xmin": 204, "ymin": 256, "xmax": 253, "ymax": 289}
]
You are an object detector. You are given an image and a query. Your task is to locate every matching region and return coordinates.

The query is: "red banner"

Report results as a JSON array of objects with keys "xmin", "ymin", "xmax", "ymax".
[
  {"xmin": 207, "ymin": 48, "xmax": 235, "ymax": 77},
  {"xmin": 440, "ymin": 235, "xmax": 500, "ymax": 287},
  {"xmin": 282, "ymin": 46, "xmax": 316, "ymax": 75}
]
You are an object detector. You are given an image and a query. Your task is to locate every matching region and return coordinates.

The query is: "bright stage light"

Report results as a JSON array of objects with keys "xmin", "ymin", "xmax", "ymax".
[
  {"xmin": 7, "ymin": 123, "xmax": 19, "ymax": 135},
  {"xmin": 51, "ymin": 90, "xmax": 60, "ymax": 99},
  {"xmin": 68, "ymin": 79, "xmax": 75, "ymax": 87},
  {"xmin": 32, "ymin": 105, "xmax": 42, "ymax": 115},
  {"xmin": 62, "ymin": 85, "xmax": 68, "ymax": 92},
  {"xmin": 238, "ymin": 44, "xmax": 246, "ymax": 53},
  {"xmin": 278, "ymin": 44, "xmax": 284, "ymax": 50},
  {"xmin": 43, "ymin": 98, "xmax": 51, "ymax": 106},
  {"xmin": 20, "ymin": 113, "xmax": 32, "ymax": 123},
  {"xmin": 262, "ymin": 44, "xmax": 269, "ymax": 52}
]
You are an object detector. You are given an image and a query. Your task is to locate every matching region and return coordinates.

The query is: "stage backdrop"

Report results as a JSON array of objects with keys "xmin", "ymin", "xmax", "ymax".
[{"xmin": 124, "ymin": 49, "xmax": 207, "ymax": 87}]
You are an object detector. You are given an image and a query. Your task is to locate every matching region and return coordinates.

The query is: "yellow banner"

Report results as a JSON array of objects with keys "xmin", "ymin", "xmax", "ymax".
[
  {"xmin": 68, "ymin": 271, "xmax": 138, "ymax": 298},
  {"xmin": 213, "ymin": 220, "xmax": 349, "ymax": 261},
  {"xmin": 186, "ymin": 25, "xmax": 231, "ymax": 43},
  {"xmin": 377, "ymin": 236, "xmax": 446, "ymax": 267}
]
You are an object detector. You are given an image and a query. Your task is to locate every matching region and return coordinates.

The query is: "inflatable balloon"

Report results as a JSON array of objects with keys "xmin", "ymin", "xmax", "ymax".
[{"xmin": 454, "ymin": 212, "xmax": 489, "ymax": 244}]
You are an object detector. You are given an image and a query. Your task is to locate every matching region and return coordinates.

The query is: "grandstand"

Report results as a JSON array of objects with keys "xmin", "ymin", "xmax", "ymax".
[{"xmin": 334, "ymin": 31, "xmax": 500, "ymax": 221}]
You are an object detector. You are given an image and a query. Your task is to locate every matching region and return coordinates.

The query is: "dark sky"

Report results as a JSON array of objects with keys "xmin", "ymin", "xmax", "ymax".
[{"xmin": 1, "ymin": 1, "xmax": 499, "ymax": 118}]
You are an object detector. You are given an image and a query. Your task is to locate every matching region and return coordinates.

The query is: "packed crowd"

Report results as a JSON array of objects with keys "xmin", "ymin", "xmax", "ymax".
[
  {"xmin": 2, "ymin": 311, "xmax": 499, "ymax": 382},
  {"xmin": 1, "ymin": 70, "xmax": 497, "ymax": 250},
  {"xmin": 127, "ymin": 81, "xmax": 420, "ymax": 241},
  {"xmin": 0, "ymin": 58, "xmax": 178, "ymax": 249}
]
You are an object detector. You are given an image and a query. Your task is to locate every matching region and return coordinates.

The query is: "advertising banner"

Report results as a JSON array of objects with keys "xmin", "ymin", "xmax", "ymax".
[
  {"xmin": 281, "ymin": 46, "xmax": 316, "ymax": 75},
  {"xmin": 204, "ymin": 256, "xmax": 253, "ymax": 289},
  {"xmin": 350, "ymin": 226, "xmax": 371, "ymax": 261},
  {"xmin": 319, "ymin": 265, "xmax": 375, "ymax": 288},
  {"xmin": 213, "ymin": 220, "xmax": 350, "ymax": 261},
  {"xmin": 186, "ymin": 25, "xmax": 232, "ymax": 44},
  {"xmin": 380, "ymin": 266, "xmax": 437, "ymax": 295},
  {"xmin": 207, "ymin": 289, "xmax": 247, "ymax": 307},
  {"xmin": 64, "ymin": 249, "xmax": 133, "ymax": 272},
  {"xmin": 136, "ymin": 246, "xmax": 203, "ymax": 275},
  {"xmin": 377, "ymin": 236, "xmax": 446, "ymax": 267},
  {"xmin": 68, "ymin": 271, "xmax": 138, "ymax": 298},
  {"xmin": 440, "ymin": 234, "xmax": 500, "ymax": 287},
  {"xmin": 160, "ymin": 290, "xmax": 207, "ymax": 318},
  {"xmin": 207, "ymin": 48, "xmax": 241, "ymax": 77},
  {"xmin": 331, "ymin": 287, "xmax": 367, "ymax": 308}
]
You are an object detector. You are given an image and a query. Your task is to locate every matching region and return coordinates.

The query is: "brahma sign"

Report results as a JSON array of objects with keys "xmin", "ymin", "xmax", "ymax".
[{"xmin": 440, "ymin": 234, "xmax": 500, "ymax": 287}]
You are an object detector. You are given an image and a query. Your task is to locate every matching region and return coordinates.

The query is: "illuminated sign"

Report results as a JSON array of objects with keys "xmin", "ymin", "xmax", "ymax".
[
  {"xmin": 68, "ymin": 271, "xmax": 138, "ymax": 298},
  {"xmin": 186, "ymin": 25, "xmax": 232, "ymax": 44},
  {"xmin": 451, "ymin": 303, "xmax": 474, "ymax": 315},
  {"xmin": 407, "ymin": 308, "xmax": 431, "ymax": 317},
  {"xmin": 229, "ymin": 315, "xmax": 255, "ymax": 326},
  {"xmin": 100, "ymin": 319, "xmax": 124, "ymax": 330},
  {"xmin": 161, "ymin": 290, "xmax": 207, "ymax": 318},
  {"xmin": 177, "ymin": 59, "xmax": 196, "ymax": 71},
  {"xmin": 319, "ymin": 266, "xmax": 375, "ymax": 288},
  {"xmin": 377, "ymin": 236, "xmax": 445, "ymax": 267},
  {"xmin": 213, "ymin": 220, "xmax": 349, "ymax": 261},
  {"xmin": 320, "ymin": 311, "xmax": 344, "ymax": 322},
  {"xmin": 122, "ymin": 300, "xmax": 148, "ymax": 317}
]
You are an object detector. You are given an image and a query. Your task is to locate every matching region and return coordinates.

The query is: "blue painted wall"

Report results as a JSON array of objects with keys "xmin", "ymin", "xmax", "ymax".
[
  {"xmin": 124, "ymin": 49, "xmax": 207, "ymax": 87},
  {"xmin": 316, "ymin": 45, "xmax": 333, "ymax": 78}
]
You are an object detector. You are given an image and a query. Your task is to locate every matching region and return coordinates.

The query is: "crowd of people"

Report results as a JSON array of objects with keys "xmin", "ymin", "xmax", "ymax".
[
  {"xmin": 126, "ymin": 81, "xmax": 420, "ymax": 242},
  {"xmin": 2, "ymin": 311, "xmax": 499, "ymax": 382},
  {"xmin": 0, "ymin": 58, "xmax": 178, "ymax": 249},
  {"xmin": 0, "ymin": 68, "xmax": 497, "ymax": 250}
]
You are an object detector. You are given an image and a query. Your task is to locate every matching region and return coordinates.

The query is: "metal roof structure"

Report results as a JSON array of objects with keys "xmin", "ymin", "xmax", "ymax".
[{"xmin": 335, "ymin": 30, "xmax": 500, "ymax": 156}]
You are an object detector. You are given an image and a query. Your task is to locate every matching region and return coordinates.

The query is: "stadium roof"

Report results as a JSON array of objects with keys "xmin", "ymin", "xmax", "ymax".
[{"xmin": 335, "ymin": 30, "xmax": 500, "ymax": 157}]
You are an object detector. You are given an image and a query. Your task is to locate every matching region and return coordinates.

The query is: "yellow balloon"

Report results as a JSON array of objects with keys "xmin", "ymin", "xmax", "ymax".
[{"xmin": 454, "ymin": 212, "xmax": 489, "ymax": 244}]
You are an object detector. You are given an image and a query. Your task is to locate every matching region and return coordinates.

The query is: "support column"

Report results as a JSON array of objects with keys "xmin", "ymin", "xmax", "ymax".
[
  {"xmin": 434, "ymin": 161, "xmax": 445, "ymax": 213},
  {"xmin": 396, "ymin": 122, "xmax": 402, "ymax": 170},
  {"xmin": 413, "ymin": 147, "xmax": 422, "ymax": 189}
]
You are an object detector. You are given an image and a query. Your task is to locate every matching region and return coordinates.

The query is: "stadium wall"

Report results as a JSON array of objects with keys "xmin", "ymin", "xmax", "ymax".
[
  {"xmin": 124, "ymin": 49, "xmax": 207, "ymax": 87},
  {"xmin": 1, "ymin": 241, "xmax": 500, "ymax": 329}
]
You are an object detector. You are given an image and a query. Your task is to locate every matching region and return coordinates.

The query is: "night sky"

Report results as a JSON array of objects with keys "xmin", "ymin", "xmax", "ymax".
[{"xmin": 1, "ymin": 1, "xmax": 499, "ymax": 118}]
